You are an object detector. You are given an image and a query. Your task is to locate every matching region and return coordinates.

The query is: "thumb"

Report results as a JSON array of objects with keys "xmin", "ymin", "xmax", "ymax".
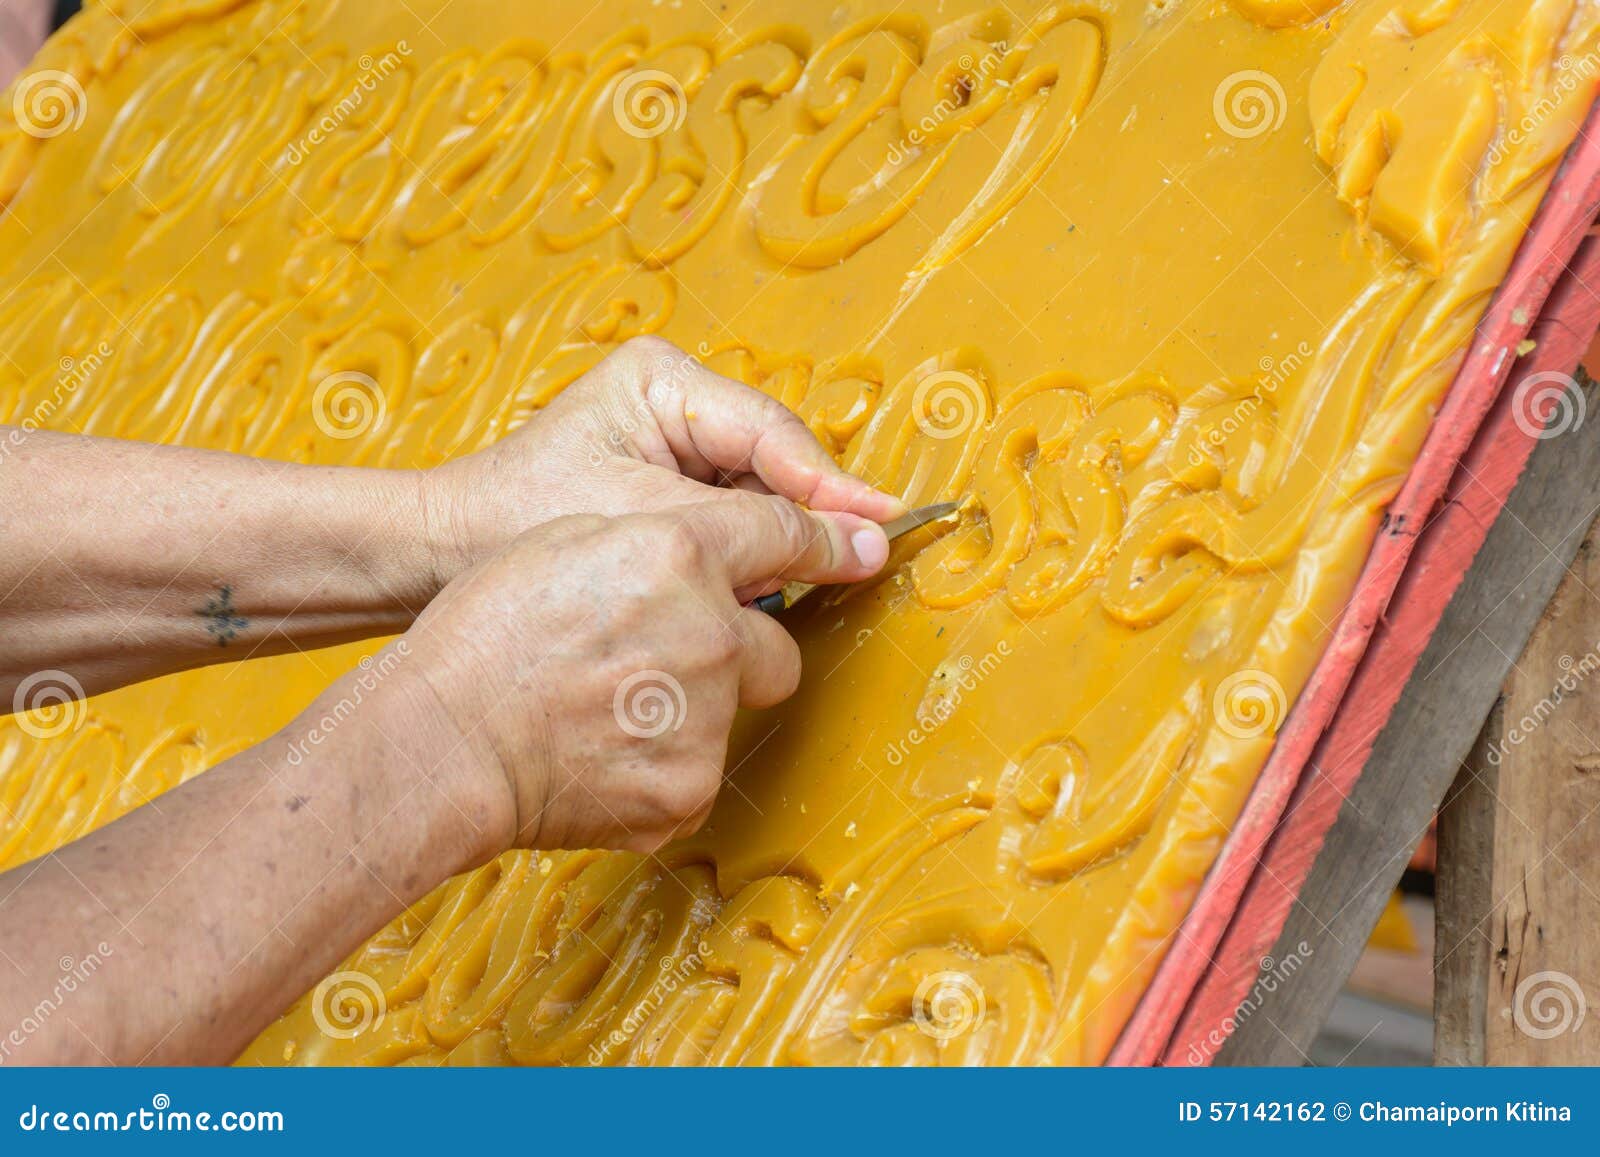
[{"xmin": 679, "ymin": 493, "xmax": 891, "ymax": 591}]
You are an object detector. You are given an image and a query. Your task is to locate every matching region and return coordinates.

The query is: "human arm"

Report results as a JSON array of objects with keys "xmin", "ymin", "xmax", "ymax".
[
  {"xmin": 0, "ymin": 492, "xmax": 872, "ymax": 1064},
  {"xmin": 0, "ymin": 336, "xmax": 900, "ymax": 703}
]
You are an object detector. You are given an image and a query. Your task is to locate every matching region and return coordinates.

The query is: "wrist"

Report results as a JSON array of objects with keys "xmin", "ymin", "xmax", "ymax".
[
  {"xmin": 324, "ymin": 648, "xmax": 520, "ymax": 870},
  {"xmin": 412, "ymin": 459, "xmax": 522, "ymax": 594},
  {"xmin": 354, "ymin": 465, "xmax": 472, "ymax": 609},
  {"xmin": 413, "ymin": 420, "xmax": 574, "ymax": 592}
]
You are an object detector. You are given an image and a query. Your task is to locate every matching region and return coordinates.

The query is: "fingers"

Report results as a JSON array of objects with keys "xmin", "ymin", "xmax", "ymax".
[
  {"xmin": 730, "ymin": 608, "xmax": 802, "ymax": 708},
  {"xmin": 605, "ymin": 337, "xmax": 906, "ymax": 521},
  {"xmin": 677, "ymin": 492, "xmax": 891, "ymax": 590},
  {"xmin": 727, "ymin": 473, "xmax": 774, "ymax": 496}
]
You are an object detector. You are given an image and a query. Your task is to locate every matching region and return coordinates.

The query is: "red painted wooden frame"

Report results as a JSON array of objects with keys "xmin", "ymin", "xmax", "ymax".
[{"xmin": 1107, "ymin": 100, "xmax": 1600, "ymax": 1066}]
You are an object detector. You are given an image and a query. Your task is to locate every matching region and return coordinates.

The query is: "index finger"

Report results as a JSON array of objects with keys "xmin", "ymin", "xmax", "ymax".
[{"xmin": 605, "ymin": 338, "xmax": 907, "ymax": 521}]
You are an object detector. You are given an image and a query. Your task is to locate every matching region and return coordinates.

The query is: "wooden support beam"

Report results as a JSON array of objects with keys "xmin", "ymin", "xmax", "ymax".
[{"xmin": 1435, "ymin": 499, "xmax": 1600, "ymax": 1063}]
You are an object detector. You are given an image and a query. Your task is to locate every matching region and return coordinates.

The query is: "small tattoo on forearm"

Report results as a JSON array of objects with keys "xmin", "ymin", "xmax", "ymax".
[{"xmin": 198, "ymin": 585, "xmax": 249, "ymax": 646}]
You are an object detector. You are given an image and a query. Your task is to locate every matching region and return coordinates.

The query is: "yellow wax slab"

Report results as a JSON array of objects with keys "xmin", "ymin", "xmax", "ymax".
[{"xmin": 0, "ymin": 0, "xmax": 1593, "ymax": 1065}]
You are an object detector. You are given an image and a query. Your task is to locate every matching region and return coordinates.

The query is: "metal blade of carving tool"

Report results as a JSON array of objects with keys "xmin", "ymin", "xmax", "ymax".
[{"xmin": 753, "ymin": 501, "xmax": 962, "ymax": 616}]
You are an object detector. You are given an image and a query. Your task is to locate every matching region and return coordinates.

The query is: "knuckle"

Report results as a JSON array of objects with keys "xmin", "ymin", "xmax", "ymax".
[
  {"xmin": 619, "ymin": 334, "xmax": 676, "ymax": 361},
  {"xmin": 661, "ymin": 516, "xmax": 709, "ymax": 572},
  {"xmin": 702, "ymin": 623, "xmax": 742, "ymax": 666},
  {"xmin": 620, "ymin": 830, "xmax": 671, "ymax": 855},
  {"xmin": 765, "ymin": 494, "xmax": 821, "ymax": 556},
  {"xmin": 557, "ymin": 512, "xmax": 610, "ymax": 539},
  {"xmin": 669, "ymin": 802, "xmax": 714, "ymax": 843},
  {"xmin": 613, "ymin": 335, "xmax": 681, "ymax": 381},
  {"xmin": 597, "ymin": 651, "xmax": 652, "ymax": 694},
  {"xmin": 753, "ymin": 388, "xmax": 801, "ymax": 424},
  {"xmin": 652, "ymin": 766, "xmax": 719, "ymax": 825}
]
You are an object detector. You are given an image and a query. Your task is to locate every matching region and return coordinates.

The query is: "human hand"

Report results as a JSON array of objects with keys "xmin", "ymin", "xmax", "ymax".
[
  {"xmin": 396, "ymin": 490, "xmax": 890, "ymax": 854},
  {"xmin": 418, "ymin": 336, "xmax": 905, "ymax": 590}
]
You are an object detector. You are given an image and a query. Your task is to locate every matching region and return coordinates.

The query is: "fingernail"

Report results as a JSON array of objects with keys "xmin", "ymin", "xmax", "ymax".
[{"xmin": 851, "ymin": 525, "xmax": 890, "ymax": 573}]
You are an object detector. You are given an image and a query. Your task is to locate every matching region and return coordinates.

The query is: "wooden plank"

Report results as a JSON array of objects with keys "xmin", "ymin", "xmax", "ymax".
[
  {"xmin": 1205, "ymin": 273, "xmax": 1600, "ymax": 1062},
  {"xmin": 1434, "ymin": 699, "xmax": 1503, "ymax": 1065},
  {"xmin": 1435, "ymin": 509, "xmax": 1600, "ymax": 1063}
]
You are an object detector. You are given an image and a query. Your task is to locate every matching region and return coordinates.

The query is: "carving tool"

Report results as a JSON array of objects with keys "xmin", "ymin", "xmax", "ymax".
[{"xmin": 753, "ymin": 501, "xmax": 961, "ymax": 615}]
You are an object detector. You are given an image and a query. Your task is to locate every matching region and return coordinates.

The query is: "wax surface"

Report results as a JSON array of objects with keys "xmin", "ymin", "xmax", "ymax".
[{"xmin": 1, "ymin": 0, "xmax": 1595, "ymax": 1065}]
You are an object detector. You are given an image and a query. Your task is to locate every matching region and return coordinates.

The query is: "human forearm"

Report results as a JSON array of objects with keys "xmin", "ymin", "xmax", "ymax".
[
  {"xmin": 0, "ymin": 341, "xmax": 906, "ymax": 703},
  {"xmin": 0, "ymin": 429, "xmax": 442, "ymax": 699},
  {"xmin": 0, "ymin": 653, "xmax": 504, "ymax": 1065},
  {"xmin": 0, "ymin": 473, "xmax": 891, "ymax": 1064}
]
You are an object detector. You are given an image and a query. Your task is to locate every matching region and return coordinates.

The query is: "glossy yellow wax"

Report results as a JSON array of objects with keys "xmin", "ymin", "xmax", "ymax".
[{"xmin": 0, "ymin": 0, "xmax": 1593, "ymax": 1065}]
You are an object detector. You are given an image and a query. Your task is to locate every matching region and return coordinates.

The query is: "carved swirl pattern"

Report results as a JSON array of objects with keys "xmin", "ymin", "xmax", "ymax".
[{"xmin": 1, "ymin": 0, "xmax": 1596, "ymax": 1066}]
